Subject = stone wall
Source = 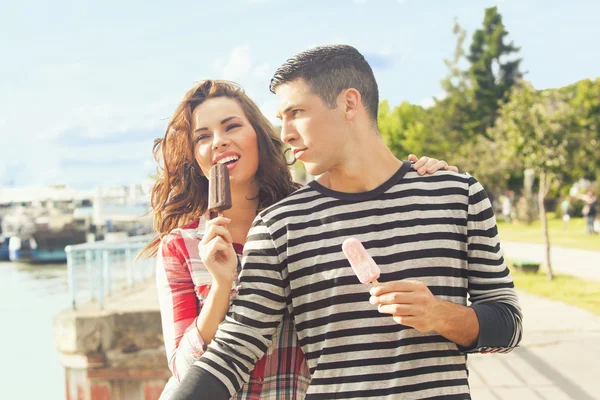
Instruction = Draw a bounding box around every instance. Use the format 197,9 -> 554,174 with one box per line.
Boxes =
54,303 -> 170,400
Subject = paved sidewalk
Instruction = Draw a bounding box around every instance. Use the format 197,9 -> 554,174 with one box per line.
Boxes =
468,290 -> 600,399
502,241 -> 600,281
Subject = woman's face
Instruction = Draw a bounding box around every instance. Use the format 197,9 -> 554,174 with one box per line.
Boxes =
191,97 -> 260,190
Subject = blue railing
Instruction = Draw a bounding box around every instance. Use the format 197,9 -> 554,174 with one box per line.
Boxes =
65,234 -> 156,310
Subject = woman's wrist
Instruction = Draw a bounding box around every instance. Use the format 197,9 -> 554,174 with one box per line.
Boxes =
210,279 -> 233,294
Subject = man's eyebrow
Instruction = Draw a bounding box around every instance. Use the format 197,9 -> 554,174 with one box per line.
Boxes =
276,104 -> 299,120
282,104 -> 299,114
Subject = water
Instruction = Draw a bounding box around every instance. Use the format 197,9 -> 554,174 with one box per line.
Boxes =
0,261 -> 69,399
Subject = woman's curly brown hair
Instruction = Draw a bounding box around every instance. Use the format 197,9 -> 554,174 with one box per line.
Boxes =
139,80 -> 298,258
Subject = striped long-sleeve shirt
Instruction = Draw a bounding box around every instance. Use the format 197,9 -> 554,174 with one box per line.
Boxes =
176,162 -> 523,400
155,219 -> 310,399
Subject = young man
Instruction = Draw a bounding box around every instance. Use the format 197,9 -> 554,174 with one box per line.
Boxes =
173,45 -> 522,399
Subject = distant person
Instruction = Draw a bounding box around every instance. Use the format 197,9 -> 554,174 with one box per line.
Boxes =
502,192 -> 512,223
561,197 -> 571,230
581,190 -> 598,235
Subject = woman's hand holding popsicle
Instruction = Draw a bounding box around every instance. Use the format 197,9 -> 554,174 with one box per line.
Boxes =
199,216 -> 238,287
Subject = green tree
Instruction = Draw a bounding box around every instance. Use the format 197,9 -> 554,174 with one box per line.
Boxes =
431,17 -> 523,196
467,6 -> 522,140
571,78 -> 600,181
490,81 -> 578,280
436,19 -> 471,144
378,100 -> 429,158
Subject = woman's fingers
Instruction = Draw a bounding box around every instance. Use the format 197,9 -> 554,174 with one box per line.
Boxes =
424,159 -> 446,173
201,236 -> 233,262
444,164 -> 459,173
412,156 -> 429,171
202,219 -> 233,245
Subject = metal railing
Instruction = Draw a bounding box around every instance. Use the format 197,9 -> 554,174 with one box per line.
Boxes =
65,234 -> 156,310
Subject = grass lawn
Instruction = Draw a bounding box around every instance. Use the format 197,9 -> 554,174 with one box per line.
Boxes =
497,217 -> 600,251
510,267 -> 600,316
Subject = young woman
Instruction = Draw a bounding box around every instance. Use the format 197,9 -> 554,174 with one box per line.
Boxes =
140,79 -> 456,399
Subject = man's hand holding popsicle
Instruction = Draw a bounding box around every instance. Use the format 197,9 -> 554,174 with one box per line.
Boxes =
343,237 -> 444,333
343,237 -> 480,345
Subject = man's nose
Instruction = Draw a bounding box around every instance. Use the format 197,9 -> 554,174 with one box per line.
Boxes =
280,121 -> 297,144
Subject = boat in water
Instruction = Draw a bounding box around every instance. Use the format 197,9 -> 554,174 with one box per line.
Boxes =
0,184 -> 153,263
1,206 -> 89,264
8,229 -> 88,263
0,234 -> 10,261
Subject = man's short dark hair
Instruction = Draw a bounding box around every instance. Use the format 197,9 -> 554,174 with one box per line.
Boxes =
270,45 -> 379,122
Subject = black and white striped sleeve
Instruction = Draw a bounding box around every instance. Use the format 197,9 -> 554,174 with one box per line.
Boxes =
464,175 -> 523,354
172,215 -> 288,399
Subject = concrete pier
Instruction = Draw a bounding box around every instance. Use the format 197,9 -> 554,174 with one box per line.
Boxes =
53,283 -> 169,400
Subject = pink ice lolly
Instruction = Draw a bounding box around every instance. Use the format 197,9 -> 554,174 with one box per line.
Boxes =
342,238 -> 380,285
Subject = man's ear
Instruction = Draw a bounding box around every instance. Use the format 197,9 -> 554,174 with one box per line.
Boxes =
340,88 -> 361,121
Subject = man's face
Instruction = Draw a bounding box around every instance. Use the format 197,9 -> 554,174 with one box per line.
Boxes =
276,79 -> 347,176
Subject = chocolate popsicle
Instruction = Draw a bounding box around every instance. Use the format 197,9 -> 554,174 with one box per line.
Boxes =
207,163 -> 232,219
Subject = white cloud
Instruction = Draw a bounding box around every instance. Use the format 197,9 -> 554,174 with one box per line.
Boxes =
0,96 -> 172,189
419,92 -> 446,109
213,45 -> 253,82
213,45 -> 273,87
39,99 -> 171,141
259,99 -> 280,125
2,44 -> 276,189
252,62 -> 272,80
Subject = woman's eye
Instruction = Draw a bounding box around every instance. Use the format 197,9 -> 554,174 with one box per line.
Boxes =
196,134 -> 210,142
226,124 -> 241,131
292,109 -> 302,117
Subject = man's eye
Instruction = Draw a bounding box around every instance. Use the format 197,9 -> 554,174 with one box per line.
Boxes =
292,109 -> 302,116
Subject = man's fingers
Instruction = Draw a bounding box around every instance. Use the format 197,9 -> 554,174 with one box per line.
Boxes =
370,292 -> 412,305
377,303 -> 414,316
392,315 -> 417,327
370,280 -> 422,296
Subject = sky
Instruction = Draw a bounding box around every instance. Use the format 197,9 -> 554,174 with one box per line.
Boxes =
1,0 -> 599,189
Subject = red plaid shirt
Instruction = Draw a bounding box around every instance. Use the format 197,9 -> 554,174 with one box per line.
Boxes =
156,219 -> 310,399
